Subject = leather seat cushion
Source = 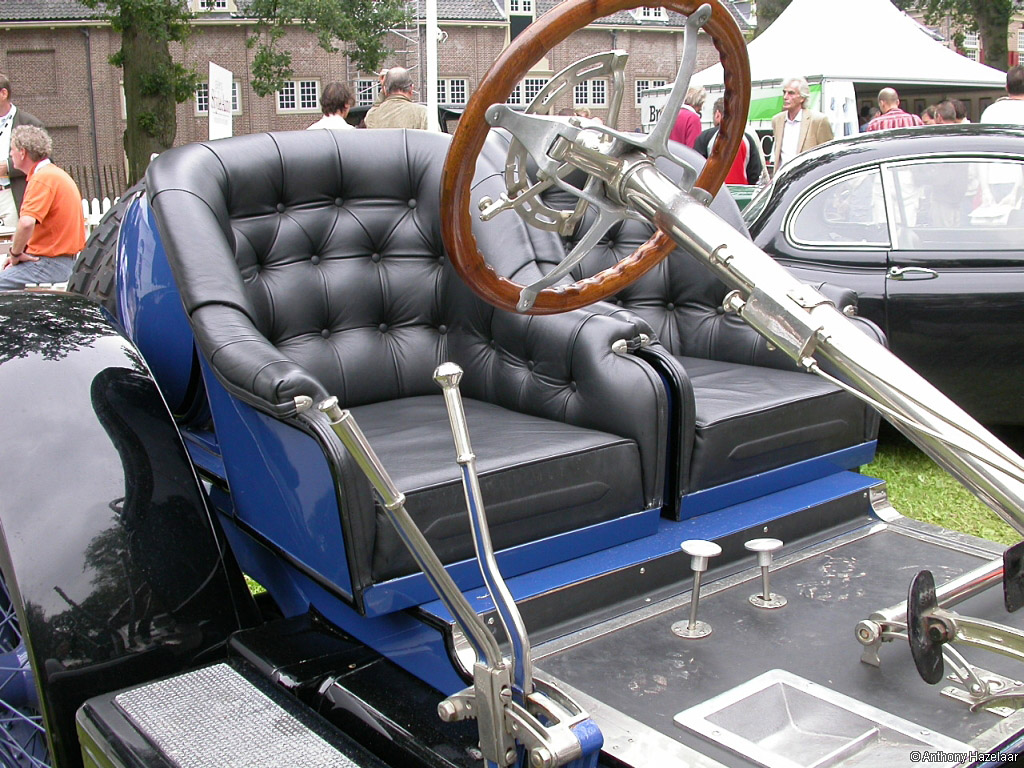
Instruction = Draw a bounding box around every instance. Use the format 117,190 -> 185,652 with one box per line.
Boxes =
348,396 -> 644,581
682,356 -> 868,490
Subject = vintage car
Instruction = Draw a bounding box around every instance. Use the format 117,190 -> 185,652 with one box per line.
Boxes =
2,3 -> 1024,768
744,125 -> 1024,425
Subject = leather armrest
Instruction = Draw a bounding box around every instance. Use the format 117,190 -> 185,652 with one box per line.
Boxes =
456,308 -> 669,508
191,303 -> 328,417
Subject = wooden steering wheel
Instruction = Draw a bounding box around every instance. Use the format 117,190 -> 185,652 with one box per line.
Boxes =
441,0 -> 750,315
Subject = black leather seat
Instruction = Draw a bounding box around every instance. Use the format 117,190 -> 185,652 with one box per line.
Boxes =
490,134 -> 883,518
145,129 -> 668,590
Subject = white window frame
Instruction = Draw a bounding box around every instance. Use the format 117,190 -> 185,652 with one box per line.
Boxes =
963,30 -> 980,61
1018,29 -> 1024,53
574,79 -> 608,107
356,78 -> 380,107
277,79 -> 321,114
194,0 -> 235,11
506,77 -> 550,107
437,78 -> 469,106
635,78 -> 667,106
509,0 -> 533,12
631,6 -> 666,21
195,81 -> 241,116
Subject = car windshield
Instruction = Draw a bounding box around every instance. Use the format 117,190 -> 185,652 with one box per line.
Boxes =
742,179 -> 775,226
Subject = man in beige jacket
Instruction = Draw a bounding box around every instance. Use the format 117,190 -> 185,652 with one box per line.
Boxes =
365,68 -> 439,132
771,76 -> 833,173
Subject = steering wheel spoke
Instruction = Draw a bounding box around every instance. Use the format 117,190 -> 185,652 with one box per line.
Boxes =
442,0 -> 750,314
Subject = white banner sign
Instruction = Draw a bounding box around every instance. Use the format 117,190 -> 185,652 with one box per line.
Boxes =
209,62 -> 233,140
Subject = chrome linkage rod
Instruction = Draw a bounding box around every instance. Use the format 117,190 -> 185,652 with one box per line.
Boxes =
434,363 -> 534,697
317,398 -> 503,671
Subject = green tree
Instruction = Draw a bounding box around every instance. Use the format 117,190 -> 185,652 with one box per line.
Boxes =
754,0 -> 792,38
82,0 -> 411,184
246,0 -> 411,97
892,0 -> 1014,71
80,0 -> 197,185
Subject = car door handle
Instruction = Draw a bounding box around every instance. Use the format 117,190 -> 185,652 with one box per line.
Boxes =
887,266 -> 938,281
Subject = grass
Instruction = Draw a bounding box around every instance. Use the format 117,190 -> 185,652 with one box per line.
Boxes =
864,425 -> 1020,547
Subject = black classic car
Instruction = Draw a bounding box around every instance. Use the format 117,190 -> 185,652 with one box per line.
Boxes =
744,125 -> 1024,425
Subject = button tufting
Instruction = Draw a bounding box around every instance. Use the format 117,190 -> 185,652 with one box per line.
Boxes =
666,302 -> 676,311
276,203 -> 285,213
335,198 -> 344,206
438,325 -> 448,335
378,323 -> 388,333
437,255 -> 445,264
371,253 -> 381,263
407,199 -> 417,208
616,300 -> 623,306
489,340 -> 496,348
310,255 -> 321,265
321,329 -> 331,338
527,361 -> 535,371
569,381 -> 578,392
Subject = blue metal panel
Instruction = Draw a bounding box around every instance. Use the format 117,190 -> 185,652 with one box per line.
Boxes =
116,192 -> 197,415
419,470 -> 880,621
359,507 -> 660,616
200,362 -> 356,601
216,515 -> 468,695
679,441 -> 877,518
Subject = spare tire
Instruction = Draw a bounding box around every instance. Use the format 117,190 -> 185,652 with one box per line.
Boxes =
67,181 -> 146,318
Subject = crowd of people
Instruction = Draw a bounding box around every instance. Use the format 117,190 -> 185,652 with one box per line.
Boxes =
3,58 -> 1024,290
666,64 -> 1024,183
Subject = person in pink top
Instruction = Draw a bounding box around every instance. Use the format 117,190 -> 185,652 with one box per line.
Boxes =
669,87 -> 706,148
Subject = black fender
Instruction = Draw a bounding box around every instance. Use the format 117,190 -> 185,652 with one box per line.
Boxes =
0,291 -> 258,767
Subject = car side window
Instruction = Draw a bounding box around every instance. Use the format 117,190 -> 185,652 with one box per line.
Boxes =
789,168 -> 889,247
885,158 -> 1024,251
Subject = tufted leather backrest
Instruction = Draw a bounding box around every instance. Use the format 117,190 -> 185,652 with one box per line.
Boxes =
148,130 -> 457,414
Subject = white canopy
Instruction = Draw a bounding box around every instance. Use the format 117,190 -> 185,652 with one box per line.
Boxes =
692,0 -> 1006,90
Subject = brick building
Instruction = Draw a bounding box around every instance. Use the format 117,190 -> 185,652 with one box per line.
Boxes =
0,0 -> 751,198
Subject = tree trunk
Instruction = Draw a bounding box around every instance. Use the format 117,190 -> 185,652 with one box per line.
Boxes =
973,0 -> 1012,72
120,17 -> 178,184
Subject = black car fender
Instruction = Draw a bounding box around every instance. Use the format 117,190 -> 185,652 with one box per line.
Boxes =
0,291 -> 257,766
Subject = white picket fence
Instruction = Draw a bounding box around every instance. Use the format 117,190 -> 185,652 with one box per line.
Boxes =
82,196 -> 116,237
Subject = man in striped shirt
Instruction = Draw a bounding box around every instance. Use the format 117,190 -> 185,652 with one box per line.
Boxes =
865,88 -> 923,131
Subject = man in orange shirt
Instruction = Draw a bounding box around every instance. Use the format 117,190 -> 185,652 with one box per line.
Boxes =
1,125 -> 85,290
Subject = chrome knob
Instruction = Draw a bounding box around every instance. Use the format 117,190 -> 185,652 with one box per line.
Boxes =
673,540 -> 721,639
745,538 -> 787,609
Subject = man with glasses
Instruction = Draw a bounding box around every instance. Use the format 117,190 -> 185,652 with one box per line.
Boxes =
0,74 -> 43,228
771,76 -> 833,173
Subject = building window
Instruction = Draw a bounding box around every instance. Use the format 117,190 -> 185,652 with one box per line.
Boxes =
509,0 -> 533,11
632,6 -> 666,21
506,78 -> 549,107
195,81 -> 241,115
574,79 -> 607,107
356,78 -> 380,107
438,78 -> 469,106
277,80 -> 320,113
1017,29 -> 1024,53
523,77 -> 548,105
194,0 -> 234,10
635,78 -> 667,106
963,30 -> 980,61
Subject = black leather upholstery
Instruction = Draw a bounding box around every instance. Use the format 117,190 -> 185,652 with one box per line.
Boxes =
146,129 -> 667,587
520,137 -> 883,515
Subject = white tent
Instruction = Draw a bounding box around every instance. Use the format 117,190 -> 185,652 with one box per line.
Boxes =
691,0 -> 1006,90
